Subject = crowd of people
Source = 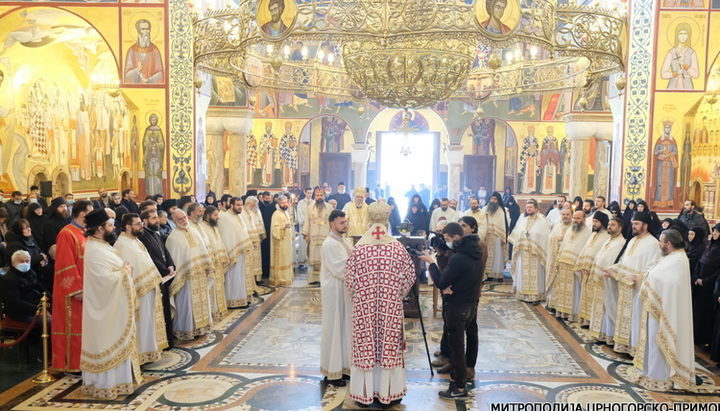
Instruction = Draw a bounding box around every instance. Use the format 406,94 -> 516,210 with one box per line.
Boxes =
1,180 -> 715,402
507,194 -> 713,392
0,184 -> 304,399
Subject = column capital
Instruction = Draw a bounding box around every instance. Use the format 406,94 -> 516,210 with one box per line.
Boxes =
351,145 -> 371,164
445,145 -> 464,165
594,121 -> 614,141
206,107 -> 254,134
562,113 -> 614,141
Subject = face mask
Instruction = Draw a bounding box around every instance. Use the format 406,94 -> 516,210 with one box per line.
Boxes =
109,218 -> 115,226
446,241 -> 454,249
67,199 -> 75,205
17,263 -> 31,273
13,200 -> 21,205
30,199 -> 38,203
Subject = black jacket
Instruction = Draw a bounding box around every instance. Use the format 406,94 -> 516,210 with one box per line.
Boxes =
5,200 -> 26,225
0,267 -> 51,320
5,231 -> 45,273
428,234 -> 484,305
121,198 -> 139,214
138,227 -> 175,277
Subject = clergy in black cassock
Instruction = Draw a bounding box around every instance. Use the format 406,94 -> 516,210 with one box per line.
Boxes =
258,192 -> 276,279
138,209 -> 176,347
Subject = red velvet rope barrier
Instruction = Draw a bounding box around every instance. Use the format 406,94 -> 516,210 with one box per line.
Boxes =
0,314 -> 40,348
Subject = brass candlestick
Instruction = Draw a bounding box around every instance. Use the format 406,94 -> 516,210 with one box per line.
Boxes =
32,293 -> 56,384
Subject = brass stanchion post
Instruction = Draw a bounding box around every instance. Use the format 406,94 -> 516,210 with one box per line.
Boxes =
33,293 -> 56,384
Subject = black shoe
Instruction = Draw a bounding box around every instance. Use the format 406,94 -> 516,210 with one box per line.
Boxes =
324,377 -> 346,387
342,374 -> 351,380
438,387 -> 469,400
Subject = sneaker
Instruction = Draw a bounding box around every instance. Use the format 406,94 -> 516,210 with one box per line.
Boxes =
438,387 -> 469,400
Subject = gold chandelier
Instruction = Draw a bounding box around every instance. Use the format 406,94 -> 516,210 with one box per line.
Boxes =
193,0 -> 627,109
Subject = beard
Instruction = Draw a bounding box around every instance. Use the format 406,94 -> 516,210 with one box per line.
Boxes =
592,225 -> 601,233
193,215 -> 202,224
607,228 -> 617,236
148,222 -> 160,231
104,231 -> 118,243
338,188 -> 345,194
177,222 -> 189,230
131,227 -> 143,237
208,218 -> 218,227
280,205 -> 288,211
138,34 -> 150,48
316,199 -> 325,209
486,201 -> 499,214
470,205 -> 479,212
571,222 -> 584,232
60,209 -> 70,219
100,193 -> 108,199
660,245 -> 669,256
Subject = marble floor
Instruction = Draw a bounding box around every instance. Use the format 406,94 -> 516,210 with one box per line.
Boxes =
2,274 -> 720,410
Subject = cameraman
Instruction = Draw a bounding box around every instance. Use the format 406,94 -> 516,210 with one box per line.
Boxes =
429,222 -> 452,370
418,222 -> 483,400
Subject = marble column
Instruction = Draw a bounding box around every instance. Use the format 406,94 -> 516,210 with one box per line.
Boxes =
204,112 -> 225,200
351,144 -> 370,190
206,108 -> 254,197
563,113 -> 614,199
593,122 -> 614,199
445,145 -> 464,202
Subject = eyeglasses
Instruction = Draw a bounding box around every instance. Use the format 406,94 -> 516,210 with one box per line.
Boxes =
131,222 -> 145,227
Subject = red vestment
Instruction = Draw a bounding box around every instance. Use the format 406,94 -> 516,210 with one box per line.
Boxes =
51,223 -> 86,372
345,242 -> 415,403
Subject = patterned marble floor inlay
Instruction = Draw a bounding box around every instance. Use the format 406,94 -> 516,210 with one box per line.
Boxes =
4,285 -> 720,411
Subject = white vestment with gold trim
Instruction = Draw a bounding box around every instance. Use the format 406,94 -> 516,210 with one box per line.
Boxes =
166,226 -> 214,340
114,233 -> 167,364
81,237 -> 142,399
508,214 -> 550,302
627,250 -> 695,391
606,233 -> 661,355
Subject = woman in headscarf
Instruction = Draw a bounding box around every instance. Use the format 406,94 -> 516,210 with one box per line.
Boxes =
608,203 -> 623,220
572,196 -> 583,211
406,193 -> 424,217
635,200 -> 649,213
502,186 -> 513,204
387,197 -> 402,236
506,196 -> 521,234
669,218 -> 690,241
661,218 -> 674,231
108,192 -> 122,211
407,203 -> 430,236
686,226 -> 706,276
622,200 -> 636,229
205,194 -> 217,207
152,194 -> 164,207
505,195 -> 520,259
430,198 -> 442,212
694,224 -> 720,347
647,211 -> 663,238
26,202 -> 46,253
